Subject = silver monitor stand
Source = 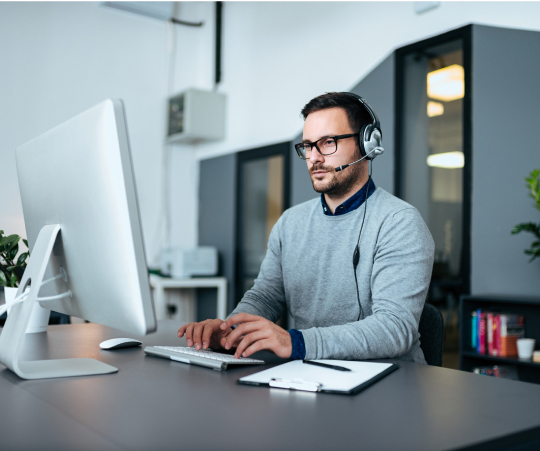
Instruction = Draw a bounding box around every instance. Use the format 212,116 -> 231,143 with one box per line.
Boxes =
0,225 -> 117,379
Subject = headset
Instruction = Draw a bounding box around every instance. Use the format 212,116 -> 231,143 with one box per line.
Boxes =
334,93 -> 384,172
336,93 -> 384,320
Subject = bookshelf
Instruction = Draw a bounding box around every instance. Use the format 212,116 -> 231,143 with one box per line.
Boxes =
460,295 -> 540,384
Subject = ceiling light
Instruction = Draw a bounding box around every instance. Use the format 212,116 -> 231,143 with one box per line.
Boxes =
427,101 -> 444,117
427,64 -> 464,102
427,151 -> 464,168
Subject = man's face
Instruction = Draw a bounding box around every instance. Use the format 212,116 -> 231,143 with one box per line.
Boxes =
303,107 -> 365,197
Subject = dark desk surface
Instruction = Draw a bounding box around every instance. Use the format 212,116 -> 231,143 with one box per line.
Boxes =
2,321 -> 540,451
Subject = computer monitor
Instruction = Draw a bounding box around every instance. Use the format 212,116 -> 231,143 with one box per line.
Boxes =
0,99 -> 157,380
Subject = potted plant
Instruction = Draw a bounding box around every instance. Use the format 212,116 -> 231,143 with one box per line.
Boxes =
1,231 -> 50,332
0,231 -> 29,298
511,169 -> 540,262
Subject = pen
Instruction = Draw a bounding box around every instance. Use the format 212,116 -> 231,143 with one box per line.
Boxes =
303,360 -> 351,372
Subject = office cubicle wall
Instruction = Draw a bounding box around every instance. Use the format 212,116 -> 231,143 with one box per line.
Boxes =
470,25 -> 540,296
290,53 -> 395,207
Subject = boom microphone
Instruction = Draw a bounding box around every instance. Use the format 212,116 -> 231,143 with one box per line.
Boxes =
334,147 -> 384,172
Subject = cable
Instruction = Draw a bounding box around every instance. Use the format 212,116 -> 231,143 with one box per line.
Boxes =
11,273 -> 64,304
36,291 -> 72,302
353,160 -> 373,321
0,274 -> 72,316
150,19 -> 177,266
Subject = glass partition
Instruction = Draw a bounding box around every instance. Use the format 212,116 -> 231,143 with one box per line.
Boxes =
236,143 -> 290,313
396,30 -> 471,366
401,40 -> 464,281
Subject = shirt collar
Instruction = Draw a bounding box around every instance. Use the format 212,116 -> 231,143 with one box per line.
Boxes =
321,178 -> 376,216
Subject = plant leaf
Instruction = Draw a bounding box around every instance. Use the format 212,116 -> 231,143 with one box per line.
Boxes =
0,270 -> 7,287
0,234 -> 19,251
23,239 -> 29,249
17,252 -> 28,267
9,271 -> 18,288
7,242 -> 19,261
511,222 -> 540,235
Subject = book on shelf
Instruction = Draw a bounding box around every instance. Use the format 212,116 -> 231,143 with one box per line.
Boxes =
471,310 -> 525,357
472,365 -> 519,380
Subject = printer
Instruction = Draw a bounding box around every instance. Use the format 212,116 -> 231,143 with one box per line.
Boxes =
160,246 -> 218,279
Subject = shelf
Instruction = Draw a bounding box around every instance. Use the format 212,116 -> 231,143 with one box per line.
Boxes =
461,351 -> 540,368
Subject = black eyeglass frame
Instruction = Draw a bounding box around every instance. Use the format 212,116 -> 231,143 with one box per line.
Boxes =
294,133 -> 359,160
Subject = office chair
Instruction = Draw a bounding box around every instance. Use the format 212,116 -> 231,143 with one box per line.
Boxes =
418,303 -> 444,366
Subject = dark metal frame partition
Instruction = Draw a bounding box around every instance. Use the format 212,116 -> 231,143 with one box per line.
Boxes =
235,142 -> 291,306
394,25 -> 473,295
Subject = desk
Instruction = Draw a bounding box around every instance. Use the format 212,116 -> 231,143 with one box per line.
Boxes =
2,321 -> 540,450
149,276 -> 227,322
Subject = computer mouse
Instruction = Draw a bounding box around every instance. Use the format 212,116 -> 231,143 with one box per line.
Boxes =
99,338 -> 142,350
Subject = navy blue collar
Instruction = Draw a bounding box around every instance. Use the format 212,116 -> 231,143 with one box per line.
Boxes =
321,178 -> 376,216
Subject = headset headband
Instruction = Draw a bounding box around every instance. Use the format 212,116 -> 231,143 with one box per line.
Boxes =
339,92 -> 382,137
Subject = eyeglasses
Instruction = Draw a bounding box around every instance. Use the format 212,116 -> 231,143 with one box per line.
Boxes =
294,133 -> 359,160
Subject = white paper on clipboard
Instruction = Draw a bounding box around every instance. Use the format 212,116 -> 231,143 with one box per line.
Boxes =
239,360 -> 394,393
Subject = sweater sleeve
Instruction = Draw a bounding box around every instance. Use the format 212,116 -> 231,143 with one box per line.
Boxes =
300,208 -> 435,361
228,219 -> 287,323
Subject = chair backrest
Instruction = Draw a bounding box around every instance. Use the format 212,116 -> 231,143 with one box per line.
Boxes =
418,303 -> 444,366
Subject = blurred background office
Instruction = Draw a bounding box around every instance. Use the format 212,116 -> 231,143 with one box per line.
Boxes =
1,1 -> 540,370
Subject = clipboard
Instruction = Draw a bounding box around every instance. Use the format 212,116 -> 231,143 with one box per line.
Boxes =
238,360 -> 399,395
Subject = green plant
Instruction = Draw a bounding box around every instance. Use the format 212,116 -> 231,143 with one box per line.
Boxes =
0,231 -> 29,288
511,169 -> 540,262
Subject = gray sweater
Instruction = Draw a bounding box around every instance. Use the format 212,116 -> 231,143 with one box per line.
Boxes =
230,187 -> 435,364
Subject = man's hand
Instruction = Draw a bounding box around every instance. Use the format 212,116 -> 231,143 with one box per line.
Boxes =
220,313 -> 292,359
177,319 -> 232,351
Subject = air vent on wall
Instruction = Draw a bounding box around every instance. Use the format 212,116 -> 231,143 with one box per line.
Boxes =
167,88 -> 226,144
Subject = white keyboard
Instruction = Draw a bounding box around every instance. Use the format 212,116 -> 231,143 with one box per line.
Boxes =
155,346 -> 264,363
144,345 -> 266,371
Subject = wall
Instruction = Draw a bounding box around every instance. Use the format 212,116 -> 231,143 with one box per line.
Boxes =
183,1 -> 540,253
3,2 -> 540,301
471,25 -> 540,296
0,2 -> 168,265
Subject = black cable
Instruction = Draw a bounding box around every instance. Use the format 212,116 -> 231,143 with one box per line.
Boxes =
170,18 -> 204,27
353,160 -> 373,321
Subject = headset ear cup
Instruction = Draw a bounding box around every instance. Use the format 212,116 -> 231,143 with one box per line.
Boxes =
363,125 -> 377,159
359,124 -> 370,157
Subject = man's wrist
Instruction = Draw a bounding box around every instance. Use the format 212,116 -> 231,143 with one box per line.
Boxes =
288,329 -> 306,360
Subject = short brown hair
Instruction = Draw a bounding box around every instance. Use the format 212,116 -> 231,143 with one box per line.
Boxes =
300,92 -> 372,134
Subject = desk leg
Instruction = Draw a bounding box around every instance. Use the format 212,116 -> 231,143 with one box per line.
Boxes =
153,285 -> 166,321
217,281 -> 227,320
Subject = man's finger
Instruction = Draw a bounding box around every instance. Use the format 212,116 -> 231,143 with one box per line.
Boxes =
234,330 -> 269,358
184,323 -> 196,347
178,324 -> 188,337
192,320 -> 211,350
201,320 -> 220,349
240,338 -> 272,358
220,313 -> 259,331
223,321 -> 263,350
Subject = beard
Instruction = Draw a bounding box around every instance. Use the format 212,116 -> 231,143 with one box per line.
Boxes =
309,156 -> 365,198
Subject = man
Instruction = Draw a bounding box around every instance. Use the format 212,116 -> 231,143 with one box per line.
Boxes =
178,92 -> 434,364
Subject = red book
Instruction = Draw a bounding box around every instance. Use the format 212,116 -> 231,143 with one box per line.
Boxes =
479,311 -> 487,354
493,314 -> 500,356
487,313 -> 494,356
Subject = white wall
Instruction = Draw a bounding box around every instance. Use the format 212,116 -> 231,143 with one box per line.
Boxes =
0,2 -> 168,264
4,2 -> 540,263
194,1 -> 540,161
